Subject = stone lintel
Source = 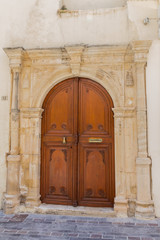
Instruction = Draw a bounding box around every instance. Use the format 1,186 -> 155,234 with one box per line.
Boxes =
3,45 -> 144,68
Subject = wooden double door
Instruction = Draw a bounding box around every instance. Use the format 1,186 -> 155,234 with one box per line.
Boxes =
41,78 -> 115,207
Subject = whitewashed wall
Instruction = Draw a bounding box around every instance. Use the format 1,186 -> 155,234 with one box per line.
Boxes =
62,0 -> 127,10
0,0 -> 159,216
147,40 -> 160,218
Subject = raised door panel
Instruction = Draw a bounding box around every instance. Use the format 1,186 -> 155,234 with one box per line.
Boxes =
79,79 -> 112,136
43,80 -> 74,136
42,143 -> 73,204
78,144 -> 113,207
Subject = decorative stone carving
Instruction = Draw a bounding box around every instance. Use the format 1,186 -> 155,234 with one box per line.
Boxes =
132,41 -> 155,219
65,46 -> 85,75
3,41 -> 154,218
126,70 -> 134,86
3,48 -> 23,214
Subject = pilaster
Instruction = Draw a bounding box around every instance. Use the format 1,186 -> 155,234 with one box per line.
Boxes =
132,41 -> 155,219
113,107 -> 136,217
20,108 -> 43,208
3,48 -> 23,213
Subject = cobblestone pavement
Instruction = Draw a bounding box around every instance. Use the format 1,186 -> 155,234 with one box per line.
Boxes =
0,211 -> 160,240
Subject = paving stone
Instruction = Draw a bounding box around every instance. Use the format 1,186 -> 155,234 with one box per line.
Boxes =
114,238 -> 127,240
128,237 -> 141,240
78,233 -> 90,238
91,233 -> 103,238
141,238 -> 154,240
102,237 -> 114,240
9,214 -> 28,222
0,211 -> 160,240
148,223 -> 158,227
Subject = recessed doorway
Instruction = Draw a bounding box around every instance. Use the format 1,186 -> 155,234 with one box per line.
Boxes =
40,77 -> 115,207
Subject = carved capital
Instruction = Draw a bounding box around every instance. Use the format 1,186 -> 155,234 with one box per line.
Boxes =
136,157 -> 151,165
7,155 -> 21,162
20,108 -> 44,119
112,107 -> 136,118
131,41 -> 152,63
65,46 -> 85,75
4,48 -> 24,71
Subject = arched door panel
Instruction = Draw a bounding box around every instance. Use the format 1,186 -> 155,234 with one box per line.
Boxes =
41,78 -> 115,207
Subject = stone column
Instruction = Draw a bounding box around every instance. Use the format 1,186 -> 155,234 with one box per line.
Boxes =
113,108 -> 128,217
132,41 -> 155,219
20,108 -> 43,208
3,48 -> 23,213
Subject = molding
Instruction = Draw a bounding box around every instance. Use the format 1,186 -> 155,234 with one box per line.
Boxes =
4,48 -> 24,70
131,40 -> 152,63
20,108 -> 44,118
7,155 -> 21,162
136,157 -> 152,165
112,107 -> 136,118
58,6 -> 127,17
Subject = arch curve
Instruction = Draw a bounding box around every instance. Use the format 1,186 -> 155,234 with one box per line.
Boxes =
32,72 -> 120,108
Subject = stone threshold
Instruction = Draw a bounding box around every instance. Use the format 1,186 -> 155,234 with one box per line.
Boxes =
17,204 -> 116,218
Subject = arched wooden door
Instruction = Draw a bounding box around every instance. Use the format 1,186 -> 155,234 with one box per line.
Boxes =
41,78 -> 115,207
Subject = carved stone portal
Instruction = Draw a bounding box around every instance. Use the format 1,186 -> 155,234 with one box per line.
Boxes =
3,41 -> 155,219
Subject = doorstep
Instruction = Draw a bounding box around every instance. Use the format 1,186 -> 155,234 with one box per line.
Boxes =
17,204 -> 116,218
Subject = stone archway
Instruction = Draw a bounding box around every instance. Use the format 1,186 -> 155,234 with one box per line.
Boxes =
4,42 -> 155,218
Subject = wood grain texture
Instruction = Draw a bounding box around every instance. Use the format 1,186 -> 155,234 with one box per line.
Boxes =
41,78 -> 115,207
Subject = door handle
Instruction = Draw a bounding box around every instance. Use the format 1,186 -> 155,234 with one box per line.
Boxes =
62,137 -> 67,144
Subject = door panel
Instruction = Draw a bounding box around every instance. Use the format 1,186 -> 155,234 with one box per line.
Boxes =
43,80 -> 74,135
41,78 -> 115,207
78,143 -> 113,207
79,79 -> 112,136
78,79 -> 114,207
42,143 -> 73,204
41,79 -> 78,205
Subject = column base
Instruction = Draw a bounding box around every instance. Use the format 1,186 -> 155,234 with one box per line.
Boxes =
4,194 -> 20,214
114,197 -> 128,217
25,195 -> 41,208
135,200 -> 155,219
